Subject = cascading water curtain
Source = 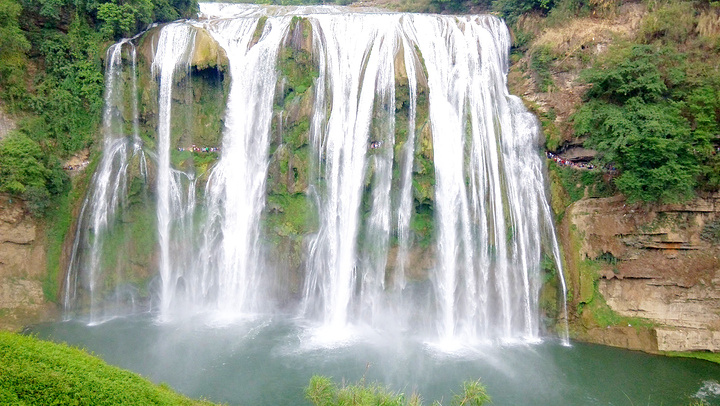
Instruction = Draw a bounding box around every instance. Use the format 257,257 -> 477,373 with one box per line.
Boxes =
186,15 -> 291,319
65,4 -> 569,343
407,14 -> 546,343
152,23 -> 197,321
64,40 -> 147,324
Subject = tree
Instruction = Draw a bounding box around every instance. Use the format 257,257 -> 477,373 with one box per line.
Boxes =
572,44 -> 707,203
0,0 -> 30,108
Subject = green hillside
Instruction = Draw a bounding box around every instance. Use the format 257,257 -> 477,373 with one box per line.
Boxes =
0,331 -> 216,405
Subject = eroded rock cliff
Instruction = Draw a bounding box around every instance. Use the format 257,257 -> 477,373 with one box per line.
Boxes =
561,194 -> 720,352
0,195 -> 56,331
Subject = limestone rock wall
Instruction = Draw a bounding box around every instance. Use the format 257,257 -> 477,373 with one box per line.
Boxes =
0,195 -> 56,331
563,194 -> 720,353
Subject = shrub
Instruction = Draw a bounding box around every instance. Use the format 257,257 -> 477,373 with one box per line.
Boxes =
572,43 -> 716,203
639,2 -> 697,44
23,185 -> 51,217
305,375 -> 491,406
530,44 -> 556,92
493,0 -> 556,24
0,134 -> 48,195
0,0 -> 29,109
0,133 -> 70,216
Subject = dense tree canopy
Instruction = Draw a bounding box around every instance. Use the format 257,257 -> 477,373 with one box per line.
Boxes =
572,16 -> 720,204
0,0 -> 198,215
1,0 -> 719,214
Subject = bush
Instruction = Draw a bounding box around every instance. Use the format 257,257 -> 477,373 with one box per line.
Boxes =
0,134 -> 48,195
639,2 -> 697,44
580,45 -> 667,104
572,43 -> 717,203
23,185 -> 51,217
0,133 -> 69,216
305,375 -> 491,406
530,44 -> 556,92
0,0 -> 200,221
0,0 -> 29,109
493,0 -> 555,24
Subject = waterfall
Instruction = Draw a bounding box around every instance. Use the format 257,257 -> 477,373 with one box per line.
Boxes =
64,40 -> 147,323
300,14 -> 402,328
191,14 -> 291,318
152,24 -> 197,320
407,15 -> 542,342
65,4 -> 569,344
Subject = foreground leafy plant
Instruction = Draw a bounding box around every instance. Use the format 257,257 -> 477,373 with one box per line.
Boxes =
305,375 -> 491,406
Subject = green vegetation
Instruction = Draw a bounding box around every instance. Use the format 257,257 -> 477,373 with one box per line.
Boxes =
503,1 -> 720,205
700,218 -> 720,244
0,0 -> 198,219
0,0 -> 30,107
0,133 -> 69,216
573,44 -> 705,203
410,94 -> 435,248
0,0 -> 199,303
43,169 -> 91,302
546,164 -> 613,221
538,254 -> 560,324
530,45 -> 555,92
664,351 -> 720,366
263,15 -> 316,270
170,67 -> 228,162
95,0 -> 197,39
579,284 -> 654,330
491,0 -> 554,23
265,193 -> 317,239
0,331 -> 215,405
305,375 -> 491,406
566,2 -> 720,204
573,257 -> 654,330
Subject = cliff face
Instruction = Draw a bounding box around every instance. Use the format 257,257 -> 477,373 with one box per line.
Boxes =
0,195 -> 56,331
561,194 -> 720,352
504,0 -> 720,354
2,3 -> 717,357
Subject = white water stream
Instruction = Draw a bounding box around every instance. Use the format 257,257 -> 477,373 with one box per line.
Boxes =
64,40 -> 147,323
152,24 -> 197,320
65,3 -> 568,344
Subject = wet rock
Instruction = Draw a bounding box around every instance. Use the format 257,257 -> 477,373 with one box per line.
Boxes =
191,28 -> 229,71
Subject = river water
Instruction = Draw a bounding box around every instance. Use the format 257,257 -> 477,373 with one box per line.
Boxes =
29,316 -> 720,405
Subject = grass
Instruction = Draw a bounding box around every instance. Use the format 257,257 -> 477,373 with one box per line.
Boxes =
664,351 -> 720,366
0,332 -> 217,405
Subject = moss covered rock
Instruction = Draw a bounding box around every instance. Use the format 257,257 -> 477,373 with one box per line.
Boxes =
191,28 -> 229,72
